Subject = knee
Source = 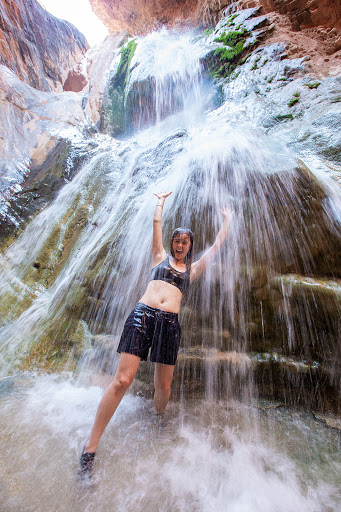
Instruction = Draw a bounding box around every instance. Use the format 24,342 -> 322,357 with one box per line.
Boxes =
114,372 -> 134,391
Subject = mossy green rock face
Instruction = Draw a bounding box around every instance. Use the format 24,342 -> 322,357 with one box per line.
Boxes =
19,318 -> 90,372
202,9 -> 271,80
100,39 -> 137,136
213,29 -> 251,77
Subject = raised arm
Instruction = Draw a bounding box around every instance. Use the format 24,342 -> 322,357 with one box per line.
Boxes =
152,191 -> 172,267
190,207 -> 232,282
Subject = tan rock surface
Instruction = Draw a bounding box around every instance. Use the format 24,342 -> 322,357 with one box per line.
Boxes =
263,11 -> 341,76
0,0 -> 89,92
89,0 -> 201,35
89,0 -> 341,33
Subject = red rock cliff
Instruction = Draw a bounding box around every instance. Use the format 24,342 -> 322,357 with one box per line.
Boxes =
88,0 -> 341,75
89,0 -> 341,34
89,0 -> 201,35
0,0 -> 89,91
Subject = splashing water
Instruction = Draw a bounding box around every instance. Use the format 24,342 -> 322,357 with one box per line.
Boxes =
0,29 -> 341,510
0,375 -> 340,511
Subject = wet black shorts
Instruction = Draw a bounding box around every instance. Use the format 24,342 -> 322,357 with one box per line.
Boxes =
117,303 -> 181,365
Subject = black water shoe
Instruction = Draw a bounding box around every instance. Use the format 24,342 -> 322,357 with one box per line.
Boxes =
78,442 -> 96,478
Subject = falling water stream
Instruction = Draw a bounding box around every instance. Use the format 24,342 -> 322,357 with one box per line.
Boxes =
0,30 -> 341,511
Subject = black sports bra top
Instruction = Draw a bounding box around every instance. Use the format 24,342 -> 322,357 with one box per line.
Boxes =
150,256 -> 190,294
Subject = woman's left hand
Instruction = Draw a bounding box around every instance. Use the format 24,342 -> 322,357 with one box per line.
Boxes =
220,207 -> 233,222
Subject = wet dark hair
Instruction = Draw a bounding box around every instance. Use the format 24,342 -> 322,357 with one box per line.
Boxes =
171,227 -> 194,265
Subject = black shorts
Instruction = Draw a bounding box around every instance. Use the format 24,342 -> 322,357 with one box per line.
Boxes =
117,303 -> 181,365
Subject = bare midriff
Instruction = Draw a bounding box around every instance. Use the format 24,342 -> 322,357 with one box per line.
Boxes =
139,280 -> 183,314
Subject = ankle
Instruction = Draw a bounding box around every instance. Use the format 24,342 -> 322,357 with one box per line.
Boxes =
84,441 -> 97,454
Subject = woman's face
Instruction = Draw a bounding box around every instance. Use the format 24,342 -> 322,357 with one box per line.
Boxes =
172,233 -> 191,261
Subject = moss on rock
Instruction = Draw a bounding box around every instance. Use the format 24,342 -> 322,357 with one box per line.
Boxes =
101,39 -> 137,136
208,28 -> 253,79
18,317 -> 89,373
288,92 -> 300,107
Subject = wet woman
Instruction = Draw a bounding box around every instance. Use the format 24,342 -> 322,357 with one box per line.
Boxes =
79,191 -> 232,475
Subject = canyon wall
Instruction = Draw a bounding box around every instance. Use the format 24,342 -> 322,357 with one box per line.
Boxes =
89,0 -> 341,34
0,0 -> 89,92
0,0 -> 91,236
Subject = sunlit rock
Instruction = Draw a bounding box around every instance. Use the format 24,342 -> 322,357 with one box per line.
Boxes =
0,0 -> 89,92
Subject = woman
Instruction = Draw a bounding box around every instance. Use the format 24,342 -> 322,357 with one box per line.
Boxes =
79,191 -> 232,475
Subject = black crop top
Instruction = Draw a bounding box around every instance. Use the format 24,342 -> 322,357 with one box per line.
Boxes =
150,256 -> 190,294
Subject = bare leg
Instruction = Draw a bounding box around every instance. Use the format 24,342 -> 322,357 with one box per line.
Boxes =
153,363 -> 175,414
84,353 -> 141,453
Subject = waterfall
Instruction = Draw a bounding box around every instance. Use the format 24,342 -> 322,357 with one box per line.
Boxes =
0,27 -> 341,511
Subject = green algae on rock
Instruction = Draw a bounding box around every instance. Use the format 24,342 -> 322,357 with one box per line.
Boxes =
212,28 -> 251,78
288,92 -> 301,107
100,39 -> 137,136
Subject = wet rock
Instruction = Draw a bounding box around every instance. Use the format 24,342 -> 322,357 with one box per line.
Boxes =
99,38 -> 138,135
0,380 -> 15,397
17,316 -> 86,373
295,109 -> 341,165
252,352 -> 341,413
210,349 -> 338,411
84,334 -> 120,374
312,411 -> 341,432
0,65 -> 87,222
130,346 -> 341,411
181,327 -> 233,350
247,271 -> 341,364
0,137 -> 98,249
202,9 -> 273,79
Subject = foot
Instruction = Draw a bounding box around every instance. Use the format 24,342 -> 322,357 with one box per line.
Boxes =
78,442 -> 96,478
153,413 -> 166,428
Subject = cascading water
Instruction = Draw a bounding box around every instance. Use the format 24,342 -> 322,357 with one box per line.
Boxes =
0,28 -> 341,511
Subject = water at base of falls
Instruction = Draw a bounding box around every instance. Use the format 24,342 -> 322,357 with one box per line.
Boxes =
0,375 -> 340,512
